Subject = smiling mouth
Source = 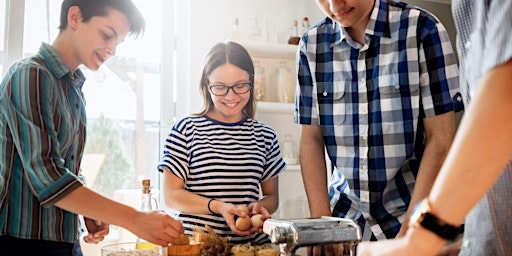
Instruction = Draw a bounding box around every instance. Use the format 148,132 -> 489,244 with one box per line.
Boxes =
224,102 -> 238,107
96,53 -> 106,64
334,8 -> 354,18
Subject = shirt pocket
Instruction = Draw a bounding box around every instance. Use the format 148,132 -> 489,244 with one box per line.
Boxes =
316,81 -> 348,125
378,75 -> 419,125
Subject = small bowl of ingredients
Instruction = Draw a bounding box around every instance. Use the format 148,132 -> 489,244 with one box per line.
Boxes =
102,242 -> 167,256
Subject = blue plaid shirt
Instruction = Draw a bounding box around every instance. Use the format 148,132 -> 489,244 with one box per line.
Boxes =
294,0 -> 463,240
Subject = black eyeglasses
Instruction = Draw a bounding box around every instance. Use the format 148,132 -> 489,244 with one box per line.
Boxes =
208,82 -> 252,96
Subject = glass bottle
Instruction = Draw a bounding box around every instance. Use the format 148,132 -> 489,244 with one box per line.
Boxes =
281,133 -> 298,165
253,60 -> 268,102
301,17 -> 311,36
277,61 -> 295,103
287,19 -> 300,45
248,18 -> 263,42
227,17 -> 243,41
135,179 -> 159,250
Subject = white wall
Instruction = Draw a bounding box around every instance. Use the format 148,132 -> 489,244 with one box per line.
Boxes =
174,0 -> 325,117
173,0 -> 455,117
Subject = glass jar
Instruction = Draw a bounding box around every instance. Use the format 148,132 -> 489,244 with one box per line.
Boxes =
281,133 -> 298,165
248,18 -> 263,42
253,60 -> 268,101
277,61 -> 295,103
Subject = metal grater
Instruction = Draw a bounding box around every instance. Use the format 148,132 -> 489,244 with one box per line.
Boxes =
262,216 -> 362,256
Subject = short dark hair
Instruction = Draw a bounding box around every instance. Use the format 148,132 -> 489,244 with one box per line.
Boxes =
59,0 -> 145,38
196,41 -> 256,119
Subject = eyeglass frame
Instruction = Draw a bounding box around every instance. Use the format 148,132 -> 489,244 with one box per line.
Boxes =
208,82 -> 252,96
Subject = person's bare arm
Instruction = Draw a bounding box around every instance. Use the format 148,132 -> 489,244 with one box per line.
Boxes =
258,176 -> 279,214
161,168 -> 250,236
300,124 -> 331,217
357,59 -> 512,256
55,186 -> 183,246
429,59 -> 512,227
397,111 -> 456,236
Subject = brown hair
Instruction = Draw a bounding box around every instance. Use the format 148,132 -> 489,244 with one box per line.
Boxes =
59,0 -> 145,38
195,41 -> 256,119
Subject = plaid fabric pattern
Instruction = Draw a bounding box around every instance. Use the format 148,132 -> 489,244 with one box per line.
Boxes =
294,0 -> 463,240
453,0 -> 512,255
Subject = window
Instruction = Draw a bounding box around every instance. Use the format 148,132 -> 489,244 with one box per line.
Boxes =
0,0 -> 5,74
2,1 -> 176,247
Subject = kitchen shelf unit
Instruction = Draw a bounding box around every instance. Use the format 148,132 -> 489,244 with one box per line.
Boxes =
238,41 -> 309,219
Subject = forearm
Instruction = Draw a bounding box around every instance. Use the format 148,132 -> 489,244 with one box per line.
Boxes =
258,177 -> 279,214
429,60 -> 512,226
165,188 -> 214,215
299,125 -> 331,216
403,112 -> 456,226
257,194 -> 279,214
56,186 -> 138,231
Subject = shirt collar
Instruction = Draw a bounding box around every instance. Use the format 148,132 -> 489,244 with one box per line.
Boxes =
331,0 -> 392,47
39,42 -> 86,90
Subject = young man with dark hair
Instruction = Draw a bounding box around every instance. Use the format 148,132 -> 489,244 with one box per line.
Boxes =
0,1 -> 183,255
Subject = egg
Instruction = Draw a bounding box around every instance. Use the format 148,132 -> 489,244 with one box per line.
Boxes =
236,205 -> 250,215
250,214 -> 264,228
235,216 -> 252,231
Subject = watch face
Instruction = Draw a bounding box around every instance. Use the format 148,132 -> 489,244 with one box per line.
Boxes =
409,207 -> 422,227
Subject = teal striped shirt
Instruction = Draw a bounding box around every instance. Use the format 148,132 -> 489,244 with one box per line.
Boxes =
0,43 -> 86,243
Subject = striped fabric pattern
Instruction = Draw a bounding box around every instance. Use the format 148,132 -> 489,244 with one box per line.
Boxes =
0,43 -> 86,243
294,0 -> 463,240
158,116 -> 286,244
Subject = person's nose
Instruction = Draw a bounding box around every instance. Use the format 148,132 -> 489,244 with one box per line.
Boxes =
107,41 -> 117,58
329,0 -> 346,12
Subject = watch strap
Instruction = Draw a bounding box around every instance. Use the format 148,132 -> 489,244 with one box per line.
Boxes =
410,199 -> 463,241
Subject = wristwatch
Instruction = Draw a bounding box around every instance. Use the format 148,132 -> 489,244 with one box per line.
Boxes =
409,198 -> 463,241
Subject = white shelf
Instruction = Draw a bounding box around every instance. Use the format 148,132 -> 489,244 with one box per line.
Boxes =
256,101 -> 294,114
237,41 -> 298,60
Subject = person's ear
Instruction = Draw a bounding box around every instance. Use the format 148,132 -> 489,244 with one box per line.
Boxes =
67,6 -> 82,30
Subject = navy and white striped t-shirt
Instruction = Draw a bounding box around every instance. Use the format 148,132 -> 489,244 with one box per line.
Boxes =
158,115 -> 286,244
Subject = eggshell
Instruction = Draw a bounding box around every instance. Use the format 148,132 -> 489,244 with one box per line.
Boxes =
235,216 -> 252,231
236,205 -> 250,215
250,214 -> 264,228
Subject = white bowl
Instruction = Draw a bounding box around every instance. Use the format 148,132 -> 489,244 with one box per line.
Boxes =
101,242 -> 167,256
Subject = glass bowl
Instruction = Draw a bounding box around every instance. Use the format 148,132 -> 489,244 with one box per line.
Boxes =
101,242 -> 167,256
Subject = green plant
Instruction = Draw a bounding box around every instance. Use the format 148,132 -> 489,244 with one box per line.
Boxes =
85,114 -> 135,197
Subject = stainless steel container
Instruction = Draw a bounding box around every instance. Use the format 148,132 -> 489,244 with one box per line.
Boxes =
262,216 -> 362,256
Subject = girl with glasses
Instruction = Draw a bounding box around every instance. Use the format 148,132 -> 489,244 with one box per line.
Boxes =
158,41 -> 286,245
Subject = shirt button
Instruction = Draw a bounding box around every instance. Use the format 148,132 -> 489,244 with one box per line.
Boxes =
323,91 -> 327,97
394,84 -> 400,90
464,41 -> 471,49
71,155 -> 75,160
457,96 -> 462,102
